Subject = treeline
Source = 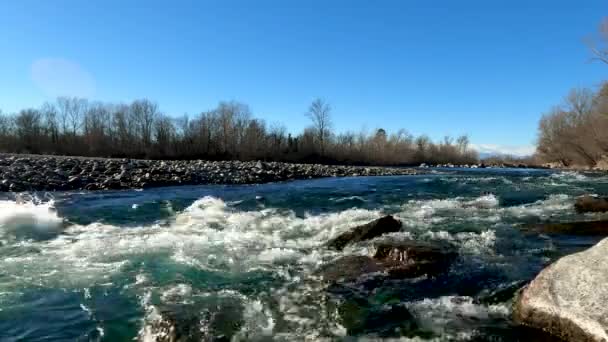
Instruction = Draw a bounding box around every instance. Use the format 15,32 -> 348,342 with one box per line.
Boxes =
0,97 -> 477,166
537,84 -> 608,167
481,154 -> 540,167
536,18 -> 608,168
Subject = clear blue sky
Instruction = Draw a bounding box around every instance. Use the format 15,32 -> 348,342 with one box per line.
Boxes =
1,0 -> 606,155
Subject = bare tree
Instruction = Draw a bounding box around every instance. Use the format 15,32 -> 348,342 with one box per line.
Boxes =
589,18 -> 608,64
306,98 -> 333,157
15,109 -> 42,153
154,114 -> 176,157
0,97 -> 480,165
130,99 -> 158,152
537,87 -> 608,167
41,102 -> 59,147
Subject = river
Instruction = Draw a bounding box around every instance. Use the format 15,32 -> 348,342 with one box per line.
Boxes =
1,168 -> 607,341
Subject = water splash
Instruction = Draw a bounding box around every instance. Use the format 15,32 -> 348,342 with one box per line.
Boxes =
0,194 -> 63,242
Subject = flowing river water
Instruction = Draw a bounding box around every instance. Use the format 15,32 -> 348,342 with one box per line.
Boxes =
1,168 -> 608,341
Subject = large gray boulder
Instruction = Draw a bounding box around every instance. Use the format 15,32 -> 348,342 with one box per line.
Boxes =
514,237 -> 608,342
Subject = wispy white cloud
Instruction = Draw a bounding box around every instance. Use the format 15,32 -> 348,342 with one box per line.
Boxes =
470,143 -> 536,157
31,58 -> 95,98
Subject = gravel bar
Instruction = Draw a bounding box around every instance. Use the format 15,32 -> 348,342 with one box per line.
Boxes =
0,154 -> 420,192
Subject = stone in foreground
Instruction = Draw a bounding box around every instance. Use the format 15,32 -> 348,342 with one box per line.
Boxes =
514,237 -> 608,342
327,215 -> 402,250
574,195 -> 608,213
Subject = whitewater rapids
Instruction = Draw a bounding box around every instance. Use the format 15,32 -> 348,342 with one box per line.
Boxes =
1,168 -> 606,341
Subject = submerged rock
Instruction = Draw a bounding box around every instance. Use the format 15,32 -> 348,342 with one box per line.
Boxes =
319,240 -> 456,283
327,215 -> 402,250
524,220 -> 608,236
474,280 -> 527,305
140,309 -> 204,342
514,237 -> 608,341
139,301 -> 243,342
373,240 -> 457,279
574,195 -> 608,213
337,301 -> 418,337
318,255 -> 384,283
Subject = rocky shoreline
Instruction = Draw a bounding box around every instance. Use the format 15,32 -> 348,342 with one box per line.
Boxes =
0,154 -> 419,192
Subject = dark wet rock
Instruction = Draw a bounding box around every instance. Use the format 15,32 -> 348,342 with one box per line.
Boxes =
338,301 -> 418,337
319,240 -> 456,283
574,195 -> 608,213
140,302 -> 243,342
474,280 -> 527,305
67,175 -> 82,186
373,240 -> 457,278
327,215 -> 402,250
514,237 -> 608,342
523,220 -> 608,236
470,325 -> 567,342
318,255 -> 384,283
0,154 -> 419,192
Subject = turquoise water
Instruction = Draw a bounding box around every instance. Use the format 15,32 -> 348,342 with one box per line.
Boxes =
1,168 -> 608,341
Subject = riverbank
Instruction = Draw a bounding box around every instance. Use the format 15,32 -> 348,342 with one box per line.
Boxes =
0,154 -> 419,192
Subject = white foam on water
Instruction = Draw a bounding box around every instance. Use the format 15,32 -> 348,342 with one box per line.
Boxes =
270,279 -> 347,341
550,171 -> 588,181
467,194 -> 500,209
330,195 -> 367,203
0,197 -> 63,242
408,296 -> 509,337
401,194 -> 499,219
0,190 -> 579,340
400,193 -> 578,227
160,283 -> 193,303
504,194 -> 572,219
96,326 -> 105,338
0,192 -> 545,294
441,176 -> 513,185
233,299 -> 276,338
0,195 -> 385,292
420,230 -> 497,255
137,291 -> 166,342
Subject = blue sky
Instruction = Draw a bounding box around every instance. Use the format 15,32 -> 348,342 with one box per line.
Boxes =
1,1 -> 606,155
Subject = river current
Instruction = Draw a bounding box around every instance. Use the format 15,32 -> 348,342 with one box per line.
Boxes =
1,168 -> 607,341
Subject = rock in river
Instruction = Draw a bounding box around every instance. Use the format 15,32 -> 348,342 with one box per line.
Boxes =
318,255 -> 384,283
373,240 -> 457,279
523,220 -> 608,236
319,240 -> 456,283
139,301 -> 243,342
514,237 -> 608,342
327,215 -> 402,250
574,195 -> 608,213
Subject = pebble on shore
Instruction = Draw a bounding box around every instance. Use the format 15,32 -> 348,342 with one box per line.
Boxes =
0,155 -> 419,192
